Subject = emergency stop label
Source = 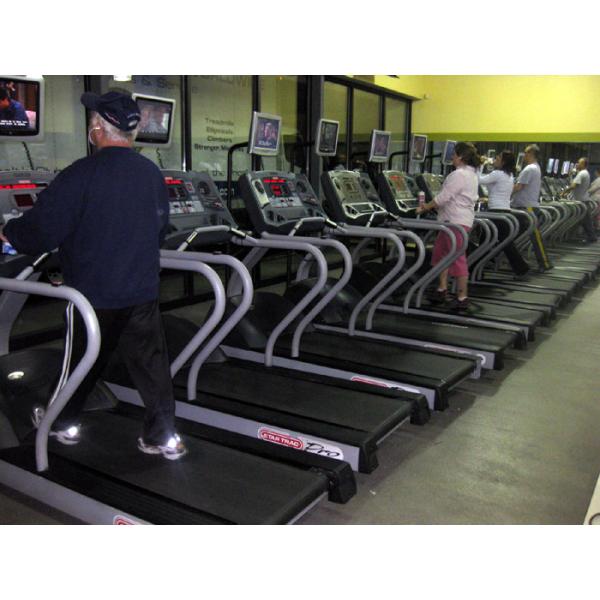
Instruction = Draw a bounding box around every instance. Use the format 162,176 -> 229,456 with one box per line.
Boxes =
258,427 -> 344,459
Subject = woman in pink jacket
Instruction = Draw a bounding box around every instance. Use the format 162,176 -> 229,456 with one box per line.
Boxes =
416,142 -> 480,311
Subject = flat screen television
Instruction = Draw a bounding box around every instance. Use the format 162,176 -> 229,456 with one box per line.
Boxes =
546,158 -> 555,174
552,159 -> 560,175
132,93 -> 176,147
248,111 -> 281,156
410,134 -> 428,163
442,140 -> 457,165
315,119 -> 339,156
561,161 -> 571,175
487,149 -> 496,159
368,130 -> 392,163
0,76 -> 44,142
516,152 -> 525,171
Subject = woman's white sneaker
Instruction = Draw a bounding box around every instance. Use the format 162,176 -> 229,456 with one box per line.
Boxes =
137,434 -> 187,460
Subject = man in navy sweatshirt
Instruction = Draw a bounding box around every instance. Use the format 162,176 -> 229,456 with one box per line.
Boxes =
0,91 -> 186,460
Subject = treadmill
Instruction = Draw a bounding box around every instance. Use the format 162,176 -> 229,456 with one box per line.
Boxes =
0,172 -> 353,524
315,168 -> 519,371
103,170 -> 427,474
225,169 -> 479,411
375,169 -> 547,341
413,172 -> 567,314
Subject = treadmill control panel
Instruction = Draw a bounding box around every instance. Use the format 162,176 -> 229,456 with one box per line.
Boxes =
161,170 -> 236,231
238,171 -> 327,234
320,170 -> 387,226
0,170 -> 54,225
416,173 -> 443,203
377,170 -> 418,215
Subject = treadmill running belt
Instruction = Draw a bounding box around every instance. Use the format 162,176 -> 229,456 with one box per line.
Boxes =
30,411 -> 327,524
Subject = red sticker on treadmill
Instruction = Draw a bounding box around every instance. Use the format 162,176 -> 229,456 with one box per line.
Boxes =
258,428 -> 305,450
350,376 -> 392,388
113,515 -> 139,525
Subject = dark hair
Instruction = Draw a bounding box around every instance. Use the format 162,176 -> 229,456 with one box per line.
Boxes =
498,150 -> 516,176
454,141 -> 480,168
0,87 -> 10,101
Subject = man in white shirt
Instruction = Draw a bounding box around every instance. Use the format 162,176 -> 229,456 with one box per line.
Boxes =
561,158 -> 597,242
588,168 -> 600,202
511,144 -> 552,270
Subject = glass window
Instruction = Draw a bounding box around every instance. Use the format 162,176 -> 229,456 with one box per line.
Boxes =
100,75 -> 183,170
323,81 -> 348,169
351,89 -> 380,171
259,75 -> 307,173
385,97 -> 409,171
189,75 -> 253,182
0,75 -> 86,172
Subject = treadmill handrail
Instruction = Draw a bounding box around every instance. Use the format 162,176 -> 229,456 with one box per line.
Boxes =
159,253 -> 227,380
394,218 -> 459,310
262,232 -> 352,356
365,226 -> 426,330
161,249 -> 254,401
472,212 -> 519,280
336,225 -> 407,335
234,235 -> 329,367
0,277 -> 100,473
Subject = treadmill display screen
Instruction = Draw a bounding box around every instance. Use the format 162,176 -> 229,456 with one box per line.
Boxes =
14,193 -> 34,207
389,174 -> 408,193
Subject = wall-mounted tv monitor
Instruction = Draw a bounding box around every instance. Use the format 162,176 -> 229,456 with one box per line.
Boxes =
442,140 -> 457,165
368,130 -> 392,163
132,93 -> 176,147
561,161 -> 571,175
487,149 -> 496,159
315,118 -> 339,157
552,159 -> 560,175
516,152 -> 525,171
410,134 -> 428,163
0,76 -> 44,142
248,111 -> 281,156
546,158 -> 555,174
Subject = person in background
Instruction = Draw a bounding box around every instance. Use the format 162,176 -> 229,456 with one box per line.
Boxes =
588,167 -> 600,202
511,144 -> 552,270
416,141 -> 479,311
479,150 -> 530,278
0,87 -> 30,127
561,157 -> 597,243
0,91 -> 186,460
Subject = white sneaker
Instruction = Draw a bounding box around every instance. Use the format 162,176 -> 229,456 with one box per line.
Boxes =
31,406 -> 81,446
137,434 -> 187,461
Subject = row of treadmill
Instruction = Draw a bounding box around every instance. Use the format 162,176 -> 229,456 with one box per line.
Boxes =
0,160 -> 598,524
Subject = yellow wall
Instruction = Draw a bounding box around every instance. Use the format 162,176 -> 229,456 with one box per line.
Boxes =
368,75 -> 600,143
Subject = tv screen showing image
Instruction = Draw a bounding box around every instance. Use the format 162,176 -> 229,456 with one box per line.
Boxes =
442,140 -> 457,165
553,159 -> 560,175
546,158 -> 554,174
487,149 -> 496,159
315,119 -> 339,156
0,76 -> 44,141
248,111 -> 281,156
369,130 -> 392,163
132,94 -> 176,147
410,134 -> 428,162
516,152 -> 525,171
561,161 -> 571,175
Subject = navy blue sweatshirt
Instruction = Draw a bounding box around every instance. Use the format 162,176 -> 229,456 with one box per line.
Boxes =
4,146 -> 169,309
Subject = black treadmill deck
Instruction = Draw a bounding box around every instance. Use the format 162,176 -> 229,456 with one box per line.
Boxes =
0,411 -> 329,524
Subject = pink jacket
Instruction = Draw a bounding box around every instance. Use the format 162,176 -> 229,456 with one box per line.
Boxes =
433,165 -> 478,228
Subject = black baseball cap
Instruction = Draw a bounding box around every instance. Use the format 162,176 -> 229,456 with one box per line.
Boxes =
80,91 -> 141,132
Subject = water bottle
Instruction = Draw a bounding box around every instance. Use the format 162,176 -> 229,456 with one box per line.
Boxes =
417,191 -> 425,217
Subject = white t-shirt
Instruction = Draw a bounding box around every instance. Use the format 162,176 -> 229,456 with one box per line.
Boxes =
512,163 -> 542,208
572,169 -> 591,201
479,169 -> 514,209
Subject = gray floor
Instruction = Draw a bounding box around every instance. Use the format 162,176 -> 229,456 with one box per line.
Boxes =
1,280 -> 600,524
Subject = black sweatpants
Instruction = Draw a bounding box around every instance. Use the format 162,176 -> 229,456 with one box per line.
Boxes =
53,299 -> 176,446
489,210 -> 530,276
581,202 -> 598,242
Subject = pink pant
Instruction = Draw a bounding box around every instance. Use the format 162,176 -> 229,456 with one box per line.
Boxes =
431,227 -> 471,278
